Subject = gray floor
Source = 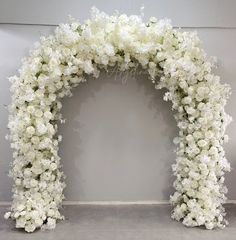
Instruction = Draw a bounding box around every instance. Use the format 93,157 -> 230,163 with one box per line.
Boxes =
0,204 -> 236,240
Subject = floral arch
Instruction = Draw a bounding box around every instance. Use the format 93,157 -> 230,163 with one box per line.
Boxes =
5,8 -> 232,232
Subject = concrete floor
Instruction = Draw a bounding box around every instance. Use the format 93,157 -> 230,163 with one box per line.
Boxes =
0,204 -> 236,240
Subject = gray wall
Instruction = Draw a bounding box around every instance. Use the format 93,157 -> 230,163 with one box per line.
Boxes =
0,0 -> 236,202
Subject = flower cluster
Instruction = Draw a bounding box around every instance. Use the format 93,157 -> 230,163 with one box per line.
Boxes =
5,8 -> 231,232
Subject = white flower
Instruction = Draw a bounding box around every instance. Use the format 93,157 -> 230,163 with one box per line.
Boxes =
104,43 -> 115,56
25,223 -> 36,233
197,139 -> 208,148
205,222 -> 214,230
26,126 -> 35,136
27,106 -> 35,114
36,121 -> 47,135
35,109 -> 43,118
24,168 -> 32,177
44,111 -> 53,119
186,134 -> 194,142
50,163 -> 57,171
182,96 -> 192,105
197,86 -> 209,97
16,204 -> 25,212
200,155 -> 210,163
187,199 -> 197,209
46,218 -> 56,230
83,60 -> 94,74
4,212 -> 11,219
30,179 -> 38,187
186,107 -> 195,115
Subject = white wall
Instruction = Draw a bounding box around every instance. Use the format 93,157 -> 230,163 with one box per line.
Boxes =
0,0 -> 236,202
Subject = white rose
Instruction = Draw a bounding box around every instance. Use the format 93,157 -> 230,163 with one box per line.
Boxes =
36,122 -> 47,135
4,212 -> 11,219
44,111 -> 53,119
35,109 -> 43,117
209,146 -> 218,155
31,136 -> 40,145
205,130 -> 214,139
200,155 -> 210,163
46,217 -> 56,229
179,81 -> 188,89
26,126 -> 35,136
15,178 -> 21,186
104,43 -> 115,56
186,134 -> 194,142
16,217 -> 26,228
83,60 -> 94,74
48,209 -> 55,217
42,159 -> 51,168
186,107 -> 195,115
30,179 -> 38,187
27,105 -> 35,114
25,223 -> 36,233
193,131 -> 202,139
32,165 -> 43,175
24,169 -> 32,177
182,96 -> 192,105
187,199 -> 196,209
50,163 -> 57,171
205,222 -> 214,230
17,204 -> 25,212
197,139 -> 208,148
196,216 -> 205,225
30,210 -> 39,219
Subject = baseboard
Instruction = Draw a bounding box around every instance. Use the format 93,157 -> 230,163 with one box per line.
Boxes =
1,200 -> 236,206
62,200 -> 170,205
226,200 -> 236,204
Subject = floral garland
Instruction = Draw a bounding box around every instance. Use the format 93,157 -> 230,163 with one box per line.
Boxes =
5,8 -> 232,232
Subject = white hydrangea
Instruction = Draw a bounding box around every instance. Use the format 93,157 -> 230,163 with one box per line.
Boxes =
6,8 -> 231,232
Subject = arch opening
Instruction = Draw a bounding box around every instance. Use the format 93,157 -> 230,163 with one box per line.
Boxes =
59,69 -> 176,201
